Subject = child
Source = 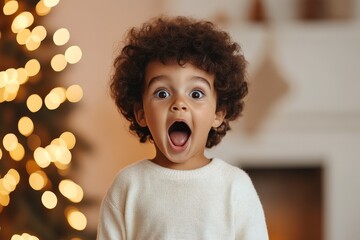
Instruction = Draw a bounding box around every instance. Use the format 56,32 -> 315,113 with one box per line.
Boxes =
97,16 -> 268,239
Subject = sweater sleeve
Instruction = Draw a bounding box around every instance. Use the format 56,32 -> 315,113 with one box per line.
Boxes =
96,196 -> 126,240
236,171 -> 269,240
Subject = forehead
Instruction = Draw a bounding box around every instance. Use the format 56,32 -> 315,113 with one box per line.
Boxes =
144,60 -> 214,87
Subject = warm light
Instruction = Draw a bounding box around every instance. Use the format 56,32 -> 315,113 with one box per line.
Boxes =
66,85 -> 83,103
27,94 -> 43,112
51,54 -> 67,72
26,38 -> 41,51
32,25 -> 47,41
45,92 -> 61,110
0,149 -> 2,159
8,169 -> 20,185
25,59 -> 41,77
29,171 -> 48,190
36,0 -> 51,16
53,28 -> 70,46
60,131 -> 76,149
51,87 -> 67,103
3,0 -> 19,15
41,191 -> 57,209
17,29 -> 31,45
16,68 -> 28,84
45,87 -> 69,110
11,11 -> 34,33
59,179 -> 83,203
26,25 -> 47,51
3,133 -> 18,151
26,159 -> 40,174
9,143 -> 25,161
46,143 -> 72,165
18,116 -> 34,136
44,0 -> 60,8
0,194 -> 10,207
11,233 -> 39,240
65,45 -> 82,64
34,147 -> 51,168
66,207 -> 87,230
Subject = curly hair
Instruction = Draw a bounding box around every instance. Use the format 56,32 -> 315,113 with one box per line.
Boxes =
110,16 -> 248,148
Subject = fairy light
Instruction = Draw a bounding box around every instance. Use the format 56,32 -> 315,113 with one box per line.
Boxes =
53,28 -> 70,46
3,0 -> 19,15
43,0 -> 60,8
24,59 -> 41,77
35,0 -> 51,16
1,0 -> 88,236
66,84 -> 83,103
9,143 -> 25,161
3,133 -> 18,151
65,45 -> 82,64
59,179 -> 84,203
29,170 -> 48,190
60,131 -> 76,149
41,191 -> 57,209
51,54 -> 67,72
26,94 -> 43,112
66,207 -> 87,231
11,11 -> 34,33
33,147 -> 51,168
18,116 -> 34,136
11,233 -> 39,240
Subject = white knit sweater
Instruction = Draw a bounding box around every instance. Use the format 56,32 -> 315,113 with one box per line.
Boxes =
97,158 -> 268,240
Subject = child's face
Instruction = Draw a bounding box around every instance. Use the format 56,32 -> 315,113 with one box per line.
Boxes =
134,60 -> 225,170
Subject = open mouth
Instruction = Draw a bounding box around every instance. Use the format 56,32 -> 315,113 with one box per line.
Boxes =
168,121 -> 191,147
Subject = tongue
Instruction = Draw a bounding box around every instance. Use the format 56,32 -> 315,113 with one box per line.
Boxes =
169,131 -> 189,146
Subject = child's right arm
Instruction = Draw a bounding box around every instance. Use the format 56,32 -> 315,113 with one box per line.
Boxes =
97,197 -> 126,240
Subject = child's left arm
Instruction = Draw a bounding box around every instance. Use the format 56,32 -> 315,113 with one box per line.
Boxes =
235,172 -> 269,240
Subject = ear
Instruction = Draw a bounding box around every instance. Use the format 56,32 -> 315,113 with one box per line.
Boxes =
212,109 -> 226,128
134,104 -> 147,127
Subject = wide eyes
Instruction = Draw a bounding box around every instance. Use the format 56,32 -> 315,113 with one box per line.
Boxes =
154,89 -> 170,98
189,90 -> 204,99
154,89 -> 205,99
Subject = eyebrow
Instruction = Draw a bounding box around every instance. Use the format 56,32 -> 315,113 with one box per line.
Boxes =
147,75 -> 212,89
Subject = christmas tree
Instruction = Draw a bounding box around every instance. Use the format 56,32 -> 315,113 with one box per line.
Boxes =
0,0 -> 95,239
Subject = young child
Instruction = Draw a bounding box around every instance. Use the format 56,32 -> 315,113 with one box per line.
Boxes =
97,16 -> 268,239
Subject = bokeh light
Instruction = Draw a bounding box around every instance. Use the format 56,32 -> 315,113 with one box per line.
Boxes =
53,28 -> 70,46
66,207 -> 87,231
66,85 -> 83,103
41,191 -> 57,209
3,0 -> 19,15
26,94 -> 43,112
65,45 -> 82,64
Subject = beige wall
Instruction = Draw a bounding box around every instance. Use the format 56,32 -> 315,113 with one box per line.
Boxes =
48,0 -> 360,238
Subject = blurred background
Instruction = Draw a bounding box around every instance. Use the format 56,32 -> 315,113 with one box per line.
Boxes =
1,0 -> 360,239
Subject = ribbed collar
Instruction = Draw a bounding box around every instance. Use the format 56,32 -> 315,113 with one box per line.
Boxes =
142,158 -> 223,180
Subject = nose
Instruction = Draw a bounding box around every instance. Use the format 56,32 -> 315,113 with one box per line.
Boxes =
171,95 -> 188,112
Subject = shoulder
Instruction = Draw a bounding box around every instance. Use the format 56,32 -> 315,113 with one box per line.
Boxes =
214,158 -> 258,199
214,158 -> 252,183
104,160 -> 150,201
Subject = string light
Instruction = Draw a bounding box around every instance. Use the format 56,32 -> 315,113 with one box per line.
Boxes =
1,0 -> 88,237
53,28 -> 70,46
3,0 -> 19,16
35,1 -> 51,16
11,233 -> 39,240
65,207 -> 87,231
41,191 -> 57,209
